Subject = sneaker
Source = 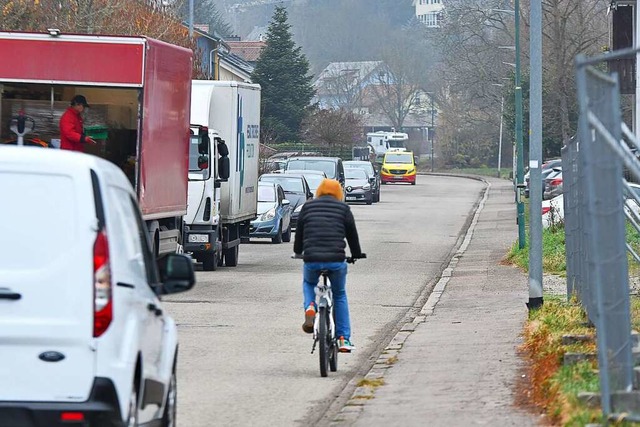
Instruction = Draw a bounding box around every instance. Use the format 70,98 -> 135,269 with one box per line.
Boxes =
338,336 -> 355,353
302,303 -> 316,333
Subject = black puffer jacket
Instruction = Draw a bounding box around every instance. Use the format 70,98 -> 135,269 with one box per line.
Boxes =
293,195 -> 362,262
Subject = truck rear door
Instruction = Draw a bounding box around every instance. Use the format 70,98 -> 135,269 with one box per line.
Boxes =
0,155 -> 97,402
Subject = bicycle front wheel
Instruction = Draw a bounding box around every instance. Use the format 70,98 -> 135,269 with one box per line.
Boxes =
318,306 -> 329,377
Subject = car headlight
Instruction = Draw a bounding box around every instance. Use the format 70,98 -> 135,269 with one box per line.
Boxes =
382,168 -> 389,173
261,208 -> 276,221
407,168 -> 415,174
363,184 -> 371,190
294,204 -> 303,213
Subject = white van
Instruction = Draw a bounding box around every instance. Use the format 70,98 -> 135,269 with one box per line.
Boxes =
0,147 -> 195,427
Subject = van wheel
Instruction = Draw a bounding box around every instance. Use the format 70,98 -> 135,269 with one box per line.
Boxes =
272,223 -> 283,244
224,246 -> 239,267
201,251 -> 217,271
282,223 -> 292,242
161,365 -> 177,427
126,383 -> 139,427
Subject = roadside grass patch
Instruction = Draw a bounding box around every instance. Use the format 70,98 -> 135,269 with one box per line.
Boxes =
385,355 -> 398,365
357,378 -> 385,388
507,225 -> 566,275
521,296 -> 602,425
428,166 -> 510,179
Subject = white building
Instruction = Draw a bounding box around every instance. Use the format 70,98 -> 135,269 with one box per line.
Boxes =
414,0 -> 444,28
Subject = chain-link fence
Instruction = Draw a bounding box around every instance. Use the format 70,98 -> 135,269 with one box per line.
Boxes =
569,49 -> 640,419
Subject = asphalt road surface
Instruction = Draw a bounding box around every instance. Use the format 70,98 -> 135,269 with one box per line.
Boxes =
163,174 -> 485,427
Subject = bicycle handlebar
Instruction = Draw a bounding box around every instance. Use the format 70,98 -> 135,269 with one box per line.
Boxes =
291,253 -> 367,263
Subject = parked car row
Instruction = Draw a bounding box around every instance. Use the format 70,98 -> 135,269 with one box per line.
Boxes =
247,154 -> 410,243
524,158 -> 562,200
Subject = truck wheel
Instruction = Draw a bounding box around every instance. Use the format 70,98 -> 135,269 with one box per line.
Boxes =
272,223 -> 283,244
224,246 -> 239,267
282,224 -> 292,243
201,251 -> 217,271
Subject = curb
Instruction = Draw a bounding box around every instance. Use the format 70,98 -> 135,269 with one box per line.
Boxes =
330,179 -> 492,425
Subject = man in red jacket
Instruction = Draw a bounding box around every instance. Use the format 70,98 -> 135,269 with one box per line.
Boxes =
59,95 -> 96,151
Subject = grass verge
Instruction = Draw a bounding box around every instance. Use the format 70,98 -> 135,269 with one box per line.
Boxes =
420,166 -> 511,179
521,295 -> 640,426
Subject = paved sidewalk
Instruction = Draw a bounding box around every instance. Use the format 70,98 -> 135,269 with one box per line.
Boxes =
333,177 -> 540,426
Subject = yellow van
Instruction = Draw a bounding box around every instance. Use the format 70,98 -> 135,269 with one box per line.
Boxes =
381,151 -> 416,185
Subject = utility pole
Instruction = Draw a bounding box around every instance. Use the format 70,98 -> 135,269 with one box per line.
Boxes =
188,0 -> 194,37
515,0 -> 526,249
528,0 -> 544,309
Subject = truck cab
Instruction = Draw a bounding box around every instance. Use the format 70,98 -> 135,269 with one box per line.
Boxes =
183,81 -> 261,271
183,126 -> 230,270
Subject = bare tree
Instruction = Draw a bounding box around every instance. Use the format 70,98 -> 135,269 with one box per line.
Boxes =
368,32 -> 434,130
301,108 -> 363,152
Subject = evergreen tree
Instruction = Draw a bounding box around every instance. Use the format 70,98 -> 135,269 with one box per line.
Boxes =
252,6 -> 315,143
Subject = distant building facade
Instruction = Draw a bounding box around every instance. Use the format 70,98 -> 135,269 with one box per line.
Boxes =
414,0 -> 444,28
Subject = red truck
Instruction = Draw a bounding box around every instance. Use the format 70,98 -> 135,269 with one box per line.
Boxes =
0,31 -> 194,256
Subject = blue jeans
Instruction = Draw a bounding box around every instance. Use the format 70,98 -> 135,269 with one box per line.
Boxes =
303,261 -> 351,340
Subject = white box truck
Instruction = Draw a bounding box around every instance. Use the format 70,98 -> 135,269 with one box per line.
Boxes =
367,131 -> 409,163
183,81 -> 260,270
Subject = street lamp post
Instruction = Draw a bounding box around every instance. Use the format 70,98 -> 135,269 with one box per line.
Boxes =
514,0 -> 526,250
493,5 -> 525,249
430,94 -> 435,172
498,95 -> 504,177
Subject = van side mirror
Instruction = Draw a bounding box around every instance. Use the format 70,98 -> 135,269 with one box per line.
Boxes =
157,253 -> 195,295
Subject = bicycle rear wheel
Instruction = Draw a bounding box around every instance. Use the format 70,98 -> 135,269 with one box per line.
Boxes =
329,308 -> 338,372
318,306 -> 329,377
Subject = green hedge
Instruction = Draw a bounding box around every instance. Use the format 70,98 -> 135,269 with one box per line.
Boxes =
263,142 -> 356,160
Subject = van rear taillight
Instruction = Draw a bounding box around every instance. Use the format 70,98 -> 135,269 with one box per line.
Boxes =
61,412 -> 85,422
93,230 -> 112,337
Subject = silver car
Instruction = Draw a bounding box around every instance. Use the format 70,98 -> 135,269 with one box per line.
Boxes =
344,168 -> 373,205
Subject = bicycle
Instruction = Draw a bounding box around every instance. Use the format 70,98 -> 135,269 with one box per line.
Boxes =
292,253 -> 366,377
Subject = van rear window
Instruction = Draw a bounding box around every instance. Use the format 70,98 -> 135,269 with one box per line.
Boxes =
0,172 -> 76,270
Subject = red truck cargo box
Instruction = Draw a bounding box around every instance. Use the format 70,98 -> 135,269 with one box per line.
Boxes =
0,32 -> 193,219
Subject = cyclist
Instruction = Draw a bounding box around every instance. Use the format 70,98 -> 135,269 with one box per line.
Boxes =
293,178 -> 364,353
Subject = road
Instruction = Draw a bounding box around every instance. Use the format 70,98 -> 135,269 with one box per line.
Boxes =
164,175 -> 485,426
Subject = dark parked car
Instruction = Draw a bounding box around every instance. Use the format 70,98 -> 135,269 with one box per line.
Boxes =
525,158 -> 561,198
249,182 -> 292,243
284,169 -> 327,197
344,160 -> 381,203
258,173 -> 313,229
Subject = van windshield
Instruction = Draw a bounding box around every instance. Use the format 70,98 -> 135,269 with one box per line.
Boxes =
287,159 -> 336,179
188,135 -> 208,179
385,153 -> 413,164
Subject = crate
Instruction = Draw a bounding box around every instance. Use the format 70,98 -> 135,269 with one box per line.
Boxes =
85,125 -> 108,140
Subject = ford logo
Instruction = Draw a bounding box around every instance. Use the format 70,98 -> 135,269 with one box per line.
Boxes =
346,186 -> 352,192
39,351 -> 65,362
